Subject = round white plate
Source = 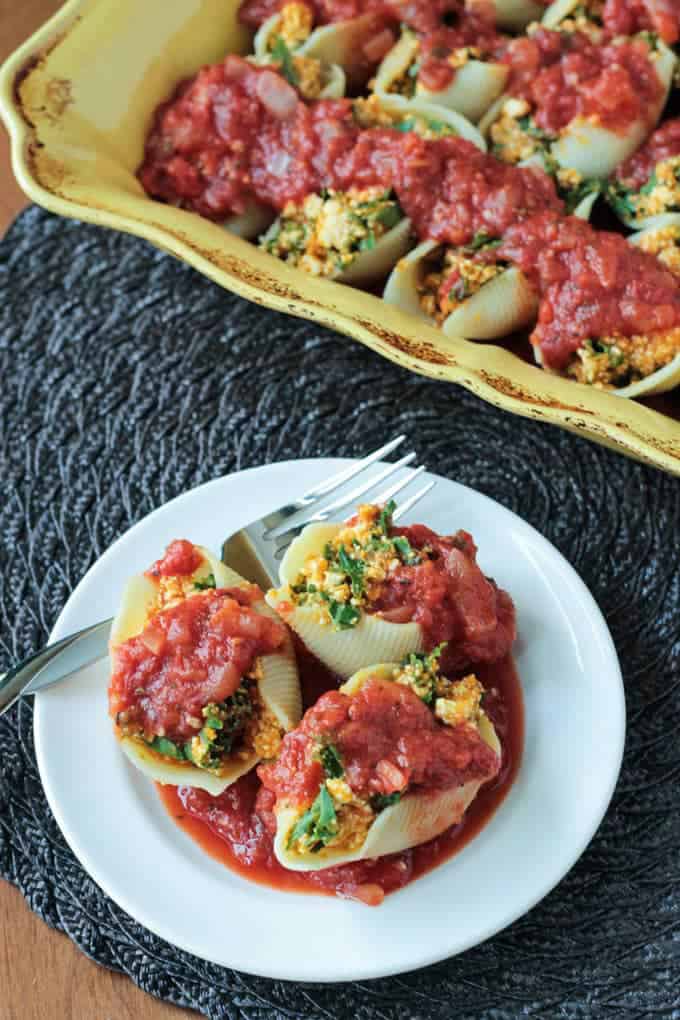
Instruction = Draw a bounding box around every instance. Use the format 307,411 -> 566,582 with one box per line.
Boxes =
34,459 -> 625,983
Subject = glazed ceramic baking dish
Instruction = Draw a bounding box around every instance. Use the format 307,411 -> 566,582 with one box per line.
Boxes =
2,0 -> 680,474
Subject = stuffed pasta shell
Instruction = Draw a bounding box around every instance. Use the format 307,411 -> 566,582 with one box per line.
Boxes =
265,501 -> 516,679
542,0 -> 680,46
352,93 -> 486,149
382,185 -> 595,341
258,188 -> 413,284
480,27 -> 675,180
259,649 -> 501,871
253,5 -> 395,88
373,22 -> 509,124
607,117 -> 680,228
495,211 -> 680,397
109,540 -> 301,794
490,0 -> 546,32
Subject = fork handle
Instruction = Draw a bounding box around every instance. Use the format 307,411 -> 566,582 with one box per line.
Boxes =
0,618 -> 112,718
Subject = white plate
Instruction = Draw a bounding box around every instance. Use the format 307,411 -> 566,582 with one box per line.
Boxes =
34,459 -> 625,983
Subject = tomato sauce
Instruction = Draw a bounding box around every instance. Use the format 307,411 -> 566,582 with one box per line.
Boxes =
603,0 -> 679,45
139,56 -> 563,244
490,211 -> 680,370
146,538 -> 203,578
237,0 -> 489,35
615,116 -> 680,190
158,651 -> 523,905
502,28 -> 663,135
370,525 -> 516,672
109,587 -> 284,741
412,5 -> 506,94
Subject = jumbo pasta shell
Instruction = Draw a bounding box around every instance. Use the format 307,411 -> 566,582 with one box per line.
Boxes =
224,203 -> 275,240
265,523 -> 423,678
480,44 -> 676,178
491,0 -> 546,31
260,213 -> 414,286
362,93 -> 486,150
628,212 -> 680,264
383,239 -> 538,340
111,546 -> 301,794
374,32 -> 508,123
273,663 -> 501,871
532,331 -> 680,398
541,0 -> 585,29
299,13 -> 392,86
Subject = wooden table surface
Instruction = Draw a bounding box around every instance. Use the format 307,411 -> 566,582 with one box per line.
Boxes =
0,2 -> 196,1017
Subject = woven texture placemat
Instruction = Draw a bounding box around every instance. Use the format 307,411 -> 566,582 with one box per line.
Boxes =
1,206 -> 680,1019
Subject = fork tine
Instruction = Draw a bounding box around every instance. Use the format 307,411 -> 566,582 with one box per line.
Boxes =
391,480 -> 437,520
300,435 -> 406,502
266,451 -> 417,540
369,464 -> 426,509
270,472 -> 436,562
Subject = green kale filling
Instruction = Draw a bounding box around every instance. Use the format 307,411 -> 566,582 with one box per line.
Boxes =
291,498 -> 422,630
270,35 -> 299,86
193,572 -> 216,591
287,785 -> 338,852
319,743 -> 344,779
397,643 -> 448,705
144,681 -> 254,772
371,791 -> 402,812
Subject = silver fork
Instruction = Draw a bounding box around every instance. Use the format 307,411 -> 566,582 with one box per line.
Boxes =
0,437 -> 435,717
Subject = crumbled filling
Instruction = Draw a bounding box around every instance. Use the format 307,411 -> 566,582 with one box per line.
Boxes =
610,156 -> 680,221
261,188 -> 403,277
392,647 -> 484,728
417,241 -> 505,324
352,94 -> 458,139
567,328 -> 680,387
267,1 -> 314,48
383,28 -> 490,99
637,224 -> 680,276
490,97 -> 555,166
286,501 -> 422,627
291,55 -> 327,98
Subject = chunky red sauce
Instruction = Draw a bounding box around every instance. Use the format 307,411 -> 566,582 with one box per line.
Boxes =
147,538 -> 203,578
603,0 -> 680,45
108,586 -> 284,741
615,116 -> 680,189
158,652 -> 523,905
238,0 -> 491,35
490,211 -> 680,369
139,56 -> 562,244
260,676 -> 499,807
503,28 -> 663,135
413,6 -> 506,94
371,525 -> 516,673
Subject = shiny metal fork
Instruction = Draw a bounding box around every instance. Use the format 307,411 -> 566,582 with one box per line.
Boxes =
0,436 -> 435,717
222,434 -> 435,589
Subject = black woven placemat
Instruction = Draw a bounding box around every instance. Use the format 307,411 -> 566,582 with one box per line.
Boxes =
2,206 -> 680,1019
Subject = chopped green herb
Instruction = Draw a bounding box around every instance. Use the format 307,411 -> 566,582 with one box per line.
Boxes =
640,172 -> 659,195
563,178 -> 604,214
148,736 -> 186,761
328,600 -> 361,629
371,791 -> 402,812
394,117 -> 416,132
378,499 -> 396,534
287,785 -> 338,851
606,182 -> 636,220
466,231 -> 501,252
398,643 -> 448,705
270,35 -> 299,86
392,534 -> 420,565
319,743 -> 344,779
358,231 -> 377,251
193,572 -> 216,591
517,115 -> 554,143
375,203 -> 403,229
338,544 -> 366,596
